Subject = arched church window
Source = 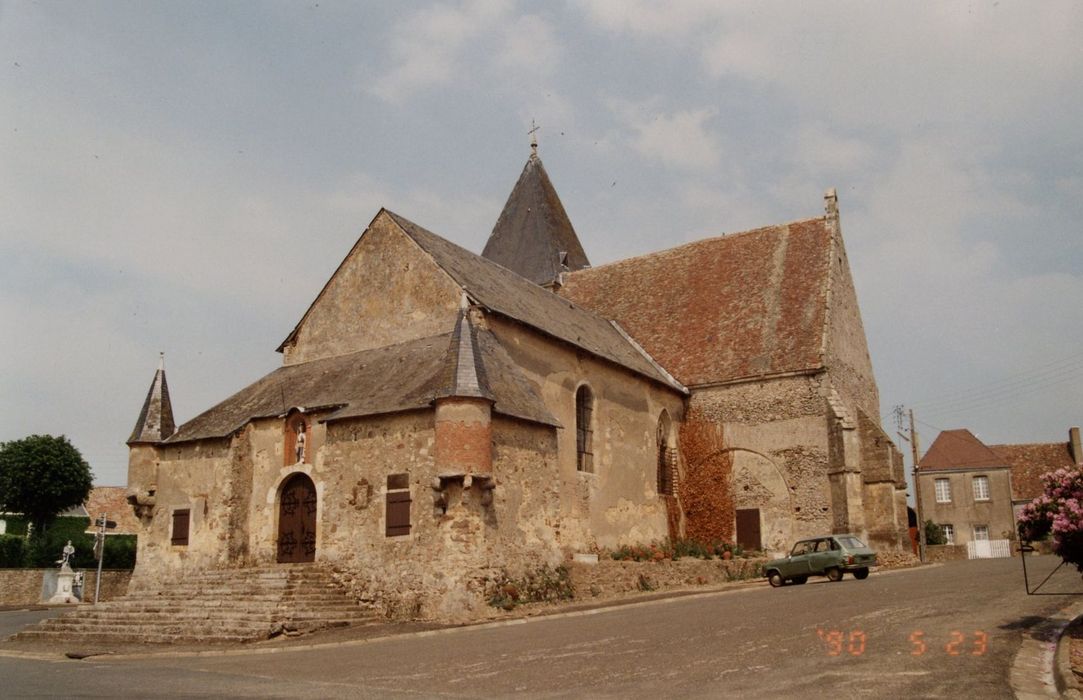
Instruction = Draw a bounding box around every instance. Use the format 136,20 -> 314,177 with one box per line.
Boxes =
576,385 -> 594,473
284,411 -> 311,466
657,412 -> 675,496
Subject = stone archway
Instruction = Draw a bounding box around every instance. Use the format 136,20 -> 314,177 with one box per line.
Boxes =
728,449 -> 792,557
277,472 -> 317,563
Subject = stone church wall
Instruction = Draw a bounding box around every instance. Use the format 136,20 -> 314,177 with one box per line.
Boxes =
680,374 -> 834,557
281,214 -> 463,365
822,224 -> 880,421
130,439 -> 232,586
485,314 -> 684,551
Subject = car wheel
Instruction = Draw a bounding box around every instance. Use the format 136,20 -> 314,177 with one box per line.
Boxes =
853,567 -> 869,580
768,571 -> 784,588
793,576 -> 808,585
826,567 -> 843,582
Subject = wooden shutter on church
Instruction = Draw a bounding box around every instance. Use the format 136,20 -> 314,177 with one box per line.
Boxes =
385,474 -> 411,537
171,509 -> 190,546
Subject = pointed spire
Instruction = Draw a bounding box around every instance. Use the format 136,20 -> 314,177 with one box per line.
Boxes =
435,309 -> 494,402
481,149 -> 590,287
128,353 -> 177,444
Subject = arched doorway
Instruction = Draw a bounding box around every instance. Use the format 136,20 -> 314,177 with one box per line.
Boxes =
277,473 -> 317,563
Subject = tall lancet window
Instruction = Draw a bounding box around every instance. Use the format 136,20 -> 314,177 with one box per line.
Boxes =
575,385 -> 594,473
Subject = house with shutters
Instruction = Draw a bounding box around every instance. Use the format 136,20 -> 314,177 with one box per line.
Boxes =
126,144 -> 907,618
916,429 -> 1017,547
916,427 -> 1082,547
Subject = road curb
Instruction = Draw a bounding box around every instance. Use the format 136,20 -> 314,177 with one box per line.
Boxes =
1010,599 -> 1083,699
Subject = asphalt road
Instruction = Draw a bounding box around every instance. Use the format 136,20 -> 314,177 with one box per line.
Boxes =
2,555 -> 1080,698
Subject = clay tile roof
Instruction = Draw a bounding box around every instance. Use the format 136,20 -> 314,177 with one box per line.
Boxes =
83,486 -> 140,535
387,211 -> 686,395
917,429 -> 1009,471
558,218 -> 833,387
166,329 -> 559,444
991,442 -> 1075,501
481,154 -> 590,286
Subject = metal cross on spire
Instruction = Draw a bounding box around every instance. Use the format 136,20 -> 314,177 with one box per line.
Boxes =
528,120 -> 540,156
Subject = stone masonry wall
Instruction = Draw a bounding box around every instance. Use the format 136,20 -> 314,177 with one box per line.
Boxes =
486,314 -> 686,551
680,375 -> 832,556
282,212 -> 463,365
822,220 -> 880,421
0,569 -> 131,605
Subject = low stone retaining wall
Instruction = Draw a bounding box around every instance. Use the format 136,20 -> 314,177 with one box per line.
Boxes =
0,569 -> 131,606
569,558 -> 766,600
925,544 -> 970,562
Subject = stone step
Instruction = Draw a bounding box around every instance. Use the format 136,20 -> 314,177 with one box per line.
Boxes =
12,629 -> 255,645
57,608 -> 374,624
36,621 -> 271,638
13,563 -> 378,646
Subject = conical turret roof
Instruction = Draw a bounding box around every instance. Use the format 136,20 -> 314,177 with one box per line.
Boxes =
434,304 -> 494,402
482,152 -> 590,286
128,354 -> 176,444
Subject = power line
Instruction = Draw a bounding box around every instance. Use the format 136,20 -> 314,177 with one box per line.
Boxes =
910,350 -> 1083,411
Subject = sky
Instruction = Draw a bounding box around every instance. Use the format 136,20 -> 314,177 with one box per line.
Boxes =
2,1 -> 1081,489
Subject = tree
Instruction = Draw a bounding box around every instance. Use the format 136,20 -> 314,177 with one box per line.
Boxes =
0,435 -> 94,535
1017,466 -> 1083,571
924,520 -> 946,546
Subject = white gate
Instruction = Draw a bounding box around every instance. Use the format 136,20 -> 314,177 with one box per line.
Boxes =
968,539 -> 1011,559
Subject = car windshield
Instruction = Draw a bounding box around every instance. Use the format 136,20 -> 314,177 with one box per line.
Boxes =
835,536 -> 867,550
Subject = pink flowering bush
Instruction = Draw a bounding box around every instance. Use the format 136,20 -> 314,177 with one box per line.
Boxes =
1018,467 -> 1083,571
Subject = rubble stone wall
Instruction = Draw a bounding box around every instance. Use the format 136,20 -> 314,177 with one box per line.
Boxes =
281,213 -> 463,365
0,569 -> 131,605
680,376 -> 832,556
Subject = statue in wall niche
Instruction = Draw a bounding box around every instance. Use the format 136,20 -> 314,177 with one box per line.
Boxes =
295,422 -> 307,463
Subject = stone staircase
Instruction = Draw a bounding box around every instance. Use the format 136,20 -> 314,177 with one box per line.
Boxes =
11,565 -> 381,646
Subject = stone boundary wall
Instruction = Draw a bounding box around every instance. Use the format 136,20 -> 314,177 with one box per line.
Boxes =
0,569 -> 131,606
924,545 -> 970,562
569,558 -> 766,599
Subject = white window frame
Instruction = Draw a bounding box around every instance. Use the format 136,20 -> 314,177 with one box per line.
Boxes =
934,478 -> 952,503
941,524 -> 954,545
974,524 -> 989,541
973,475 -> 990,501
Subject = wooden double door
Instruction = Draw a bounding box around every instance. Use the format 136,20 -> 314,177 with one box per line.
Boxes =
277,473 -> 317,563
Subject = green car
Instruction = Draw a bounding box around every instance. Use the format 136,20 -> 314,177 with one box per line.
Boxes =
764,534 -> 877,587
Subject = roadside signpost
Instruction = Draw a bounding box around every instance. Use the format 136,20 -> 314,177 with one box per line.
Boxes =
93,514 -> 116,604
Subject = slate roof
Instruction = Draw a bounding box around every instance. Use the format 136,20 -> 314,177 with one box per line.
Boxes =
991,442 -> 1076,501
558,218 -> 834,387
128,358 -> 176,444
166,329 -> 559,444
434,310 -> 494,402
388,211 -> 686,395
917,429 -> 1009,471
481,154 -> 590,286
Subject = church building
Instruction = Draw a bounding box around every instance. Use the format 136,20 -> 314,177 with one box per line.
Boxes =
126,143 -> 907,618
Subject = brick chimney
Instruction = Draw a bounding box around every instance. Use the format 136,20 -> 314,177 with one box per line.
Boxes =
1070,427 -> 1082,465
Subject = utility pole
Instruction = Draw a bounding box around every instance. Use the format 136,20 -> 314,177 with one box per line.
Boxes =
910,410 -> 926,563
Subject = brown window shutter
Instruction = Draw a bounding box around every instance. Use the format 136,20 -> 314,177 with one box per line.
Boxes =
386,491 -> 411,537
172,509 -> 190,546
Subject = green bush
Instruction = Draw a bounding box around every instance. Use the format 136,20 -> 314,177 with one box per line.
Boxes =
0,534 -> 26,567
1,515 -> 29,537
487,565 -> 574,610
924,520 -> 946,546
21,516 -> 136,569
610,538 -> 747,562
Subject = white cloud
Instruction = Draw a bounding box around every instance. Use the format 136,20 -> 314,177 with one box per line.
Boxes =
608,100 -> 722,171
